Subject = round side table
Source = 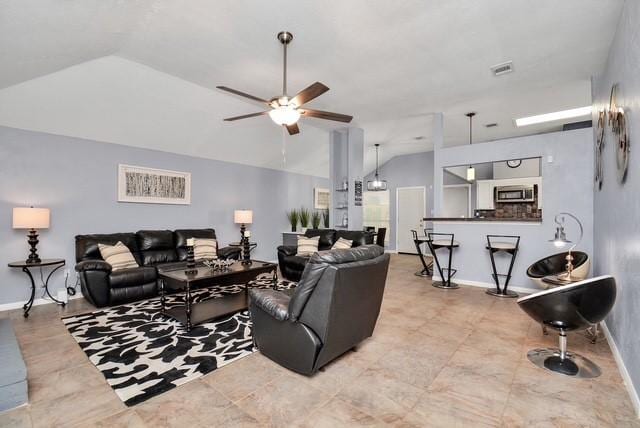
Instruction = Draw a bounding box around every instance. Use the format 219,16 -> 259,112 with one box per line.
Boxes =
8,258 -> 66,317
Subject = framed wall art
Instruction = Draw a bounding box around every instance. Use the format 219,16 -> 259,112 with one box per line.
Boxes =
118,164 -> 191,205
314,187 -> 330,209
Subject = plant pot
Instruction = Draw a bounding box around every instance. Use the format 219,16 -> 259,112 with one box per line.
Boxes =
291,225 -> 297,232
301,227 -> 308,234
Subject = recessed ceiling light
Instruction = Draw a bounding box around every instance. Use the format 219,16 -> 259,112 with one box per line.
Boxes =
515,106 -> 592,127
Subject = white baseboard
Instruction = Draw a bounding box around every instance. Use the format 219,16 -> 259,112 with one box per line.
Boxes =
601,321 -> 640,418
0,293 -> 83,313
430,276 -> 536,294
384,249 -> 398,254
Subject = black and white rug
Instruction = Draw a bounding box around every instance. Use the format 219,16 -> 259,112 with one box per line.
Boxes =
62,276 -> 295,406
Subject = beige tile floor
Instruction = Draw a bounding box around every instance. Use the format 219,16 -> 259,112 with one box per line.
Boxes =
0,254 -> 638,427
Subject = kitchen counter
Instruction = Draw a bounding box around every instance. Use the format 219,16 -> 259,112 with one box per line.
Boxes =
424,217 -> 542,223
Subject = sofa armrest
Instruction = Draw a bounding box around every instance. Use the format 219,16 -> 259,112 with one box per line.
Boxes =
277,245 -> 297,257
218,246 -> 241,260
249,289 -> 291,321
75,260 -> 112,273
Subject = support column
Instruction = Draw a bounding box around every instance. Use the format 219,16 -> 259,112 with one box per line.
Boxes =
432,113 -> 444,216
329,128 -> 364,230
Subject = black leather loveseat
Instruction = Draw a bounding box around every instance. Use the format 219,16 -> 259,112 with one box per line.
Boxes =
250,245 -> 390,375
277,229 -> 374,281
75,229 -> 240,307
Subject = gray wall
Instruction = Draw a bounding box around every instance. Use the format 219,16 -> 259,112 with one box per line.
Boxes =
592,0 -> 640,408
0,126 -> 328,306
364,151 -> 434,251
433,128 -> 594,290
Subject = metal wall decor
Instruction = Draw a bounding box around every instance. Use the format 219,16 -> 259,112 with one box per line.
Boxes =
607,84 -> 630,183
595,109 -> 606,189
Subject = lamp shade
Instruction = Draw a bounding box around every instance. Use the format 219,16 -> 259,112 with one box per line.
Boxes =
13,207 -> 50,229
234,210 -> 253,224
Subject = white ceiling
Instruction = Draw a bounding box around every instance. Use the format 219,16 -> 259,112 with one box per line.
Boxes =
0,0 -> 623,177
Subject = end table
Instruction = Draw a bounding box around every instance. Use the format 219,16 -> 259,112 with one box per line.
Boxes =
8,258 -> 66,317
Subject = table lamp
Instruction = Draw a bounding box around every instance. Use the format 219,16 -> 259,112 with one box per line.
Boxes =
549,212 -> 583,283
234,210 -> 253,265
13,207 -> 50,264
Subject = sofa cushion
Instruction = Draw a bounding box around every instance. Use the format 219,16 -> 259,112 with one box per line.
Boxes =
98,242 -> 139,271
75,233 -> 140,263
332,237 -> 353,250
336,230 -> 373,247
194,238 -> 217,260
297,236 -> 320,256
175,229 -> 217,261
109,266 -> 157,289
304,229 -> 336,251
136,230 -> 177,265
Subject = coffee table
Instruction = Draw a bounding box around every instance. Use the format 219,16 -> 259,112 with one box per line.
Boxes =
158,260 -> 277,331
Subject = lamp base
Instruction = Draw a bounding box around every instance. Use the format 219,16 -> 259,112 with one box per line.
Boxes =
26,229 -> 41,264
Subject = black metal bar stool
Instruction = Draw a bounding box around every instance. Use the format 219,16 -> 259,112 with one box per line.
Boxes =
427,233 -> 460,289
411,230 -> 432,277
486,235 -> 520,298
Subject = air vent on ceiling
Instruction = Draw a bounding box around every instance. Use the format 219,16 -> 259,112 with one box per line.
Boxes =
485,123 -> 498,128
490,61 -> 514,76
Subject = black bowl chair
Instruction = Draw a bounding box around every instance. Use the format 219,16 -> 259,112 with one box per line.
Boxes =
526,251 -> 590,288
249,245 -> 390,376
517,275 -> 616,378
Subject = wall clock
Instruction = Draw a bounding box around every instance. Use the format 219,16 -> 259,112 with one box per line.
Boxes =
506,159 -> 522,168
595,109 -> 606,189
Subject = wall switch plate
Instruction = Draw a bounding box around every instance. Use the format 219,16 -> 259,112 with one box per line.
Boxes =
547,155 -> 554,163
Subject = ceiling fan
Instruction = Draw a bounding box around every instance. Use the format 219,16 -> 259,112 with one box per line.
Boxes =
217,31 -> 353,136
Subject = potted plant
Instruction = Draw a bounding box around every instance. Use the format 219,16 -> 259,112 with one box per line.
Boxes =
299,207 -> 310,233
311,211 -> 321,229
286,209 -> 299,232
322,209 -> 330,228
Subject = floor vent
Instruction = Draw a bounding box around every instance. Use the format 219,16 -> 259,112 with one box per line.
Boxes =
490,61 -> 514,76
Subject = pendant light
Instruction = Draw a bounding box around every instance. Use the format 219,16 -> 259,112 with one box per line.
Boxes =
466,112 -> 476,181
367,144 -> 388,191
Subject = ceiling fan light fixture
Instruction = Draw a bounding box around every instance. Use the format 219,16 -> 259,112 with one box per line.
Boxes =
269,105 -> 300,126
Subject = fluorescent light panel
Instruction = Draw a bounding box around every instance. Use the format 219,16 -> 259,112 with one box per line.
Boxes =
515,106 -> 592,127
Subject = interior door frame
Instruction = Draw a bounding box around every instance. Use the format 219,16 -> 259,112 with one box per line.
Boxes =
395,186 -> 427,253
442,184 -> 472,218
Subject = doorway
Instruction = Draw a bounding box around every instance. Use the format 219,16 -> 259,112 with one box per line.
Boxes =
396,186 -> 426,254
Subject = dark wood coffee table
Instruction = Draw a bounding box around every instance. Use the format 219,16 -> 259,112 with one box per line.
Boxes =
158,260 -> 277,331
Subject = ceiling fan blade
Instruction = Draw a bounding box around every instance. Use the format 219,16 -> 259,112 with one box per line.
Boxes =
301,108 -> 353,123
216,86 -> 271,105
291,82 -> 329,107
286,123 -> 300,135
223,111 -> 269,121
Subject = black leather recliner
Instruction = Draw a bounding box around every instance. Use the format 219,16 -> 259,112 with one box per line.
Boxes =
249,245 -> 390,375
75,229 -> 240,307
277,229 -> 375,281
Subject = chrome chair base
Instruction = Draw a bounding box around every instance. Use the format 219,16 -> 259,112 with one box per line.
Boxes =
485,288 -> 519,298
432,281 -> 459,289
527,348 -> 601,378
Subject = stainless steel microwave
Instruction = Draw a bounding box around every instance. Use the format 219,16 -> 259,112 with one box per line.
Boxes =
495,185 -> 535,203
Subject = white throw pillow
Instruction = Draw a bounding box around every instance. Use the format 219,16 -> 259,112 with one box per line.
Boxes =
332,237 -> 353,250
296,235 -> 320,256
98,241 -> 139,271
193,238 -> 217,260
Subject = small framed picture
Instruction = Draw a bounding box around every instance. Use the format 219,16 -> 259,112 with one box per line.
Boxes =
118,164 -> 191,205
314,187 -> 330,209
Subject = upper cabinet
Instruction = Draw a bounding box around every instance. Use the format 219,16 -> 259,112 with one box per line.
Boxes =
476,180 -> 495,210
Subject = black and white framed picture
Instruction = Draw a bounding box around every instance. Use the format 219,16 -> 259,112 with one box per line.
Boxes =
118,164 -> 191,205
314,187 -> 330,209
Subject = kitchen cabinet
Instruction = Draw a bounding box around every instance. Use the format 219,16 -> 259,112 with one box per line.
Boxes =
476,180 -> 495,210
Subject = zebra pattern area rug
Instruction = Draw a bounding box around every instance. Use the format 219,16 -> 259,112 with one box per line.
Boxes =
62,276 -> 295,406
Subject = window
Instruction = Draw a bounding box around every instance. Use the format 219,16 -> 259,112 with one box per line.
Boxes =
363,190 -> 390,244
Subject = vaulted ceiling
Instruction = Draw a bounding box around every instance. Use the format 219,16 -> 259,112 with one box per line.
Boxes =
0,1 -> 623,177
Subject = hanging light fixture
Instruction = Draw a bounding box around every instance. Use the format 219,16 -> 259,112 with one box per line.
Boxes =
367,144 -> 388,191
466,112 -> 476,181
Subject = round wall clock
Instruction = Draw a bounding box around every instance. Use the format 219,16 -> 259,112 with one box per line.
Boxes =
506,159 -> 522,168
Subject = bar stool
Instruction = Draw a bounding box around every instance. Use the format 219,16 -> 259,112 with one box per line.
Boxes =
411,230 -> 432,277
486,235 -> 520,298
427,233 -> 460,289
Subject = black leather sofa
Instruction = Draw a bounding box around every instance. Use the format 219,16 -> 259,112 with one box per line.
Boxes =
249,245 -> 390,375
277,229 -> 375,281
75,229 -> 240,307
